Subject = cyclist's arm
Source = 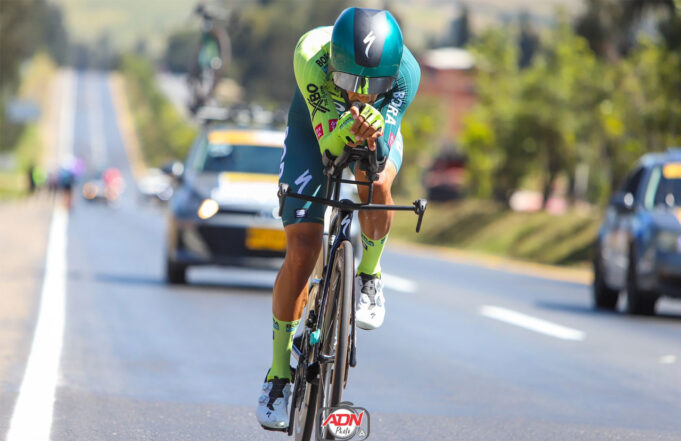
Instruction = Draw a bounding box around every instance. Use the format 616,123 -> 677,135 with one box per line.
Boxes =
376,46 -> 421,160
293,27 -> 345,156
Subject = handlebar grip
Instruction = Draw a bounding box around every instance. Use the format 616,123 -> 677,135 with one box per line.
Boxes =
414,199 -> 427,233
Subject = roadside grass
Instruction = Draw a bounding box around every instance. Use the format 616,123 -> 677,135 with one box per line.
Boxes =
391,199 -> 602,266
120,54 -> 197,167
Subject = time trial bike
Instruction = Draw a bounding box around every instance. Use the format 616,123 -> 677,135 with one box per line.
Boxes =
277,141 -> 427,441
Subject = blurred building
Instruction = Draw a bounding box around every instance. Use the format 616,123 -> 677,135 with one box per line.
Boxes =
419,47 -> 477,139
419,47 -> 477,201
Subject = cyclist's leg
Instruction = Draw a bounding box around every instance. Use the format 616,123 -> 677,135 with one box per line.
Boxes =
269,222 -> 322,379
258,98 -> 327,429
352,131 -> 402,330
355,129 -> 403,276
268,90 -> 328,378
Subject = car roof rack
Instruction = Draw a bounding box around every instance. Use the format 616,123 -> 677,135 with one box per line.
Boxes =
194,104 -> 287,129
194,105 -> 230,123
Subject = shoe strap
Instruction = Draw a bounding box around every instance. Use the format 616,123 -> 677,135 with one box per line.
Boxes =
266,379 -> 288,410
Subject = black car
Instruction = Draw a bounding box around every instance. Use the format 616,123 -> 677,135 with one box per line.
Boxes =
165,126 -> 287,284
594,147 -> 681,314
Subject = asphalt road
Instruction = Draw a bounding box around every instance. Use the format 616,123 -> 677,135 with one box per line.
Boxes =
2,70 -> 681,441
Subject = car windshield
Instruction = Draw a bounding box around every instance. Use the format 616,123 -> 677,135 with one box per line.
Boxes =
644,163 -> 681,209
193,141 -> 282,175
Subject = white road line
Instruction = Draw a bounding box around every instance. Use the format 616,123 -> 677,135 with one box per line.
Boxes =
480,305 -> 586,341
87,73 -> 107,169
57,71 -> 75,163
6,70 -> 73,441
659,355 -> 677,364
382,272 -> 417,293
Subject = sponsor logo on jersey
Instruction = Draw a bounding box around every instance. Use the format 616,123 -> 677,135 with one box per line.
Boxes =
315,123 -> 324,140
329,87 -> 346,113
295,169 -> 313,194
388,132 -> 395,147
315,54 -> 328,68
385,91 -> 406,125
307,83 -> 329,118
329,119 -> 338,133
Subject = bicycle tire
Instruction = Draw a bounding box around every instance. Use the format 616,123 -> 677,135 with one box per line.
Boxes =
290,366 -> 317,441
290,248 -> 325,441
315,240 -> 353,440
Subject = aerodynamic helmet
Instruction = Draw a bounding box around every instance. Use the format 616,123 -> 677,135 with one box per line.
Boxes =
329,7 -> 403,95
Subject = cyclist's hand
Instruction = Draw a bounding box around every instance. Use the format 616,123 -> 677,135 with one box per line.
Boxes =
349,104 -> 384,151
330,110 -> 360,153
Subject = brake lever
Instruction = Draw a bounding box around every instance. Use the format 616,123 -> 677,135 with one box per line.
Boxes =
277,183 -> 290,218
413,199 -> 427,233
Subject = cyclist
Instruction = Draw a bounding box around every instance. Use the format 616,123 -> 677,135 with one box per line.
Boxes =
257,7 -> 420,430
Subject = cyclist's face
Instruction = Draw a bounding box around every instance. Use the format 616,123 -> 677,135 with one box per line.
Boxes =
346,91 -> 378,104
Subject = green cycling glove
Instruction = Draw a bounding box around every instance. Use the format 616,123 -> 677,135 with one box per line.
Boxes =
326,104 -> 385,157
358,104 -> 385,134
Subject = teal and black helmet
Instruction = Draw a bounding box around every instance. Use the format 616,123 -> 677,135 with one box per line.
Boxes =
330,7 -> 403,95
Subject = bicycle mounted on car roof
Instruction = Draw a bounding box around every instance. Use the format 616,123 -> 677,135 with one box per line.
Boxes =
187,2 -> 231,114
277,137 -> 426,441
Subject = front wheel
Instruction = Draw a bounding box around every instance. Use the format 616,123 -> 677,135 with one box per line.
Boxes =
316,240 -> 353,440
593,251 -> 619,310
289,356 -> 317,441
166,257 -> 187,285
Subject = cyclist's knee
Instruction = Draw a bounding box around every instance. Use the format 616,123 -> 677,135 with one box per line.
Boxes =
357,162 -> 397,201
284,222 -> 323,269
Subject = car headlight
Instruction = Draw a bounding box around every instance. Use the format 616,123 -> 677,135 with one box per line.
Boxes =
198,198 -> 219,219
656,230 -> 681,252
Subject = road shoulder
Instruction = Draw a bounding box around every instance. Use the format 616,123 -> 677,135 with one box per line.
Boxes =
391,239 -> 591,285
0,199 -> 52,414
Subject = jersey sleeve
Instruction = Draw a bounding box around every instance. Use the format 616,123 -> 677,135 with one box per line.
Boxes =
293,27 -> 344,155
376,46 -> 421,159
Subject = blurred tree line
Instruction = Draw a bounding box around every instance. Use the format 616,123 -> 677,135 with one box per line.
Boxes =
0,0 -> 68,151
163,0 -> 351,104
460,0 -> 681,207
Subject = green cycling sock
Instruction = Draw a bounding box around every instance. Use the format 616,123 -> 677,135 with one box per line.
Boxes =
267,315 -> 300,381
357,232 -> 388,276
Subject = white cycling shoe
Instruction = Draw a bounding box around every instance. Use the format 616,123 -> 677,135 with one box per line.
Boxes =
355,273 -> 385,330
257,376 -> 291,431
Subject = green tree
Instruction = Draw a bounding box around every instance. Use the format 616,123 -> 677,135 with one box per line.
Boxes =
394,96 -> 445,198
459,28 -> 523,200
1,0 -> 68,151
576,0 -> 676,60
228,0 -> 351,105
461,20 -> 603,205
